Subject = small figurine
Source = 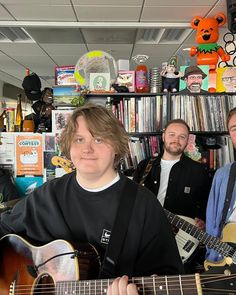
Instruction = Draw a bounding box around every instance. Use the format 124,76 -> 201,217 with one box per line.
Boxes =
161,56 -> 183,92
190,13 -> 230,92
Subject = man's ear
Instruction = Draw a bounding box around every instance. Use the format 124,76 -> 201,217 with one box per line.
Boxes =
162,132 -> 165,142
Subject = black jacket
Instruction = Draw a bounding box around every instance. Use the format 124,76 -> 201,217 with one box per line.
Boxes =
133,153 -> 211,220
0,172 -> 183,277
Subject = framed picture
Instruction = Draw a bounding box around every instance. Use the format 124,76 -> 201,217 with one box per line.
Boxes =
89,73 -> 110,91
51,109 -> 73,133
179,65 -> 209,92
216,67 -> 236,93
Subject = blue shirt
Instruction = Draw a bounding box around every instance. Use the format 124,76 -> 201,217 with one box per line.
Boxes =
206,163 -> 236,262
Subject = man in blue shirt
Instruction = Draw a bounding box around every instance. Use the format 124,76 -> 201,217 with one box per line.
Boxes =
206,107 -> 236,263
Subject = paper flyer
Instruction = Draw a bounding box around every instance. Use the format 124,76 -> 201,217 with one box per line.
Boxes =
15,134 -> 43,176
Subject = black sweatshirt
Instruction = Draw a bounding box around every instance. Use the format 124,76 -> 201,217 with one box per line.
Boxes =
0,172 -> 183,277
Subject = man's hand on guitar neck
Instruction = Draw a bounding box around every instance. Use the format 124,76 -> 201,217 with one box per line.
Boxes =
108,276 -> 138,295
195,217 -> 205,230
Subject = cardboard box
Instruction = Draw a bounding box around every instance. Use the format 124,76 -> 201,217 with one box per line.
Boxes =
55,65 -> 77,86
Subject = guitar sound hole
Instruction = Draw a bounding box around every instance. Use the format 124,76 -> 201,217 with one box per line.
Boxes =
34,273 -> 55,295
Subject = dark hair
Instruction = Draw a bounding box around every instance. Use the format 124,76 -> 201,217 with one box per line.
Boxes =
60,103 -> 129,168
164,119 -> 190,133
227,107 -> 236,130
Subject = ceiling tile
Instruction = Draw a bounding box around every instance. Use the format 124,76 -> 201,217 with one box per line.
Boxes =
26,28 -> 84,44
72,0 -> 142,5
87,44 -> 133,61
82,29 -> 136,44
141,6 -> 214,21
145,0 -> 216,6
0,43 -> 45,56
74,6 -> 142,21
0,5 -> 15,20
39,43 -> 87,56
1,1 -> 71,3
4,4 -> 76,21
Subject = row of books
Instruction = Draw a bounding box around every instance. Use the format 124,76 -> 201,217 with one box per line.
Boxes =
126,135 -> 161,169
111,95 -> 168,133
123,134 -> 234,171
201,137 -> 234,170
170,94 -> 236,131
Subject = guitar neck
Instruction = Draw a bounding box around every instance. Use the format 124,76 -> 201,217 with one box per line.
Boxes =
57,274 -> 201,295
164,209 -> 234,258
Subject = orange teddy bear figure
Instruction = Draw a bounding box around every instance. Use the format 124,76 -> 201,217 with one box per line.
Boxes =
190,13 -> 230,92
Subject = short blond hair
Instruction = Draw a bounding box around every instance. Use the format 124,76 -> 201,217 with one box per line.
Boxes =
59,103 -> 129,168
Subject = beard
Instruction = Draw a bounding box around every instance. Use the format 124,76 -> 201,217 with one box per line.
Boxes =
188,83 -> 201,92
164,142 -> 186,156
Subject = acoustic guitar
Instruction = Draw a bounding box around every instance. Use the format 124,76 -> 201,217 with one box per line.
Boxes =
0,234 -> 235,295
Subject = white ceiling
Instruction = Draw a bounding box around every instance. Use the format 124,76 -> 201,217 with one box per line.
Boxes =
0,0 -> 232,90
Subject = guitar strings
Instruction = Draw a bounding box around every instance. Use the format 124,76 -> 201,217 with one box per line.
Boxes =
9,274 -> 236,294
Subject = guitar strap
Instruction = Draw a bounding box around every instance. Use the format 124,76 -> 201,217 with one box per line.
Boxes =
139,157 -> 156,185
219,161 -> 236,233
99,178 -> 138,278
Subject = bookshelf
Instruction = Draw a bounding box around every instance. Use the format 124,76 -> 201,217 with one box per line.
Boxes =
86,92 -> 236,173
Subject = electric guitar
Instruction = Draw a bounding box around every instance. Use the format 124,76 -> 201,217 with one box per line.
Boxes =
164,209 -> 236,269
0,234 -> 235,295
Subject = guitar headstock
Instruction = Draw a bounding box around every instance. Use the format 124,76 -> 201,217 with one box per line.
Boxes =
51,156 -> 74,173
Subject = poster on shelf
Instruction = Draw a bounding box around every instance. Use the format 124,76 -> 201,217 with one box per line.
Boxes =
15,176 -> 43,198
51,109 -> 73,133
53,85 -> 81,106
179,65 -> 209,92
0,133 -> 15,165
15,134 -> 43,176
89,73 -> 110,91
216,67 -> 236,92
45,134 -> 56,152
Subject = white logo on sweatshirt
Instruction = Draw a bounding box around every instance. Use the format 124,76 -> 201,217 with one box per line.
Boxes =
101,229 -> 111,244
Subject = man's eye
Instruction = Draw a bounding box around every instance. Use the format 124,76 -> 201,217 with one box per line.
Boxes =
180,135 -> 187,140
76,137 -> 84,143
94,137 -> 103,144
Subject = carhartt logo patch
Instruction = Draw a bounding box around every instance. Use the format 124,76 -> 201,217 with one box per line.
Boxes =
101,229 -> 111,244
184,186 -> 191,194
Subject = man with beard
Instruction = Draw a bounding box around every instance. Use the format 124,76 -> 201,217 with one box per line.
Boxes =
133,119 -> 212,272
179,65 -> 208,94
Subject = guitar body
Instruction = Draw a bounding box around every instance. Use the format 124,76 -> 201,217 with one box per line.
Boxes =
204,223 -> 236,270
0,234 -> 100,295
221,223 -> 236,244
174,215 -> 199,263
0,234 -> 236,295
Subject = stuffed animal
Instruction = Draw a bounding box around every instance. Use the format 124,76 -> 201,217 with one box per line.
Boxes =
161,57 -> 183,92
190,13 -> 230,92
